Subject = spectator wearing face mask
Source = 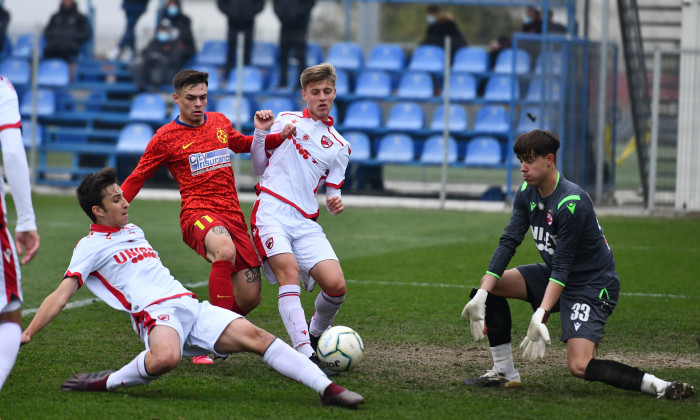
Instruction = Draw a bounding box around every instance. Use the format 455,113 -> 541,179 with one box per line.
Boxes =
420,4 -> 467,61
130,18 -> 192,92
158,0 -> 196,63
521,6 -> 543,34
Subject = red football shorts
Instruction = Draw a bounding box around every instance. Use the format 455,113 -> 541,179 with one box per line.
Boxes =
182,212 -> 260,273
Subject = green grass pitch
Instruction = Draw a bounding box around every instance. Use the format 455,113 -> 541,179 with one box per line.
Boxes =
2,193 -> 698,418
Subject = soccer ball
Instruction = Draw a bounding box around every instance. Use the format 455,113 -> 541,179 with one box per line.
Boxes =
316,326 -> 365,372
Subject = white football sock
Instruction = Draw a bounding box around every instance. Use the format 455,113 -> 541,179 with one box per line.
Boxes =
309,290 -> 345,337
490,343 -> 517,375
106,350 -> 160,390
278,285 -> 314,357
640,373 -> 670,397
0,321 -> 21,391
263,338 -> 332,395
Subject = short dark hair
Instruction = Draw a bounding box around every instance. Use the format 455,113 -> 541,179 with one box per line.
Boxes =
173,69 -> 208,94
76,167 -> 118,223
300,63 -> 336,91
427,5 -> 440,14
513,129 -> 560,163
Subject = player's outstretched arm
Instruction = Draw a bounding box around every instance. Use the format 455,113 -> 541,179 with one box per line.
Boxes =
21,277 -> 80,345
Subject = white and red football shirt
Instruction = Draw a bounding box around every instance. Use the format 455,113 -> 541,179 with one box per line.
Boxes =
65,223 -> 194,318
256,109 -> 350,219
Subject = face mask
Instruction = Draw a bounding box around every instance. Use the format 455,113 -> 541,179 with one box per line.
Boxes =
156,31 -> 170,42
426,15 -> 436,25
524,17 -> 534,25
167,6 -> 179,16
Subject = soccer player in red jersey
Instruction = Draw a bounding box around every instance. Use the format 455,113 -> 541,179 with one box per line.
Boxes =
120,70 -> 294,364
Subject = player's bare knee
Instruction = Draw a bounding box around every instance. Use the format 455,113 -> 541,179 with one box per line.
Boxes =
148,351 -> 180,374
213,246 -> 236,263
568,360 -> 588,378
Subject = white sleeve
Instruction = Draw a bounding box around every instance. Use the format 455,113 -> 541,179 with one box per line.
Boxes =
325,186 -> 342,214
251,128 -> 269,175
0,127 -> 37,232
325,143 -> 350,189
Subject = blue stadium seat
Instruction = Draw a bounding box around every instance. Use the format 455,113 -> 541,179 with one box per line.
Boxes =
0,57 -> 31,86
216,95 -> 253,125
326,42 -> 363,72
306,42 -> 323,66
535,52 -> 563,76
386,101 -> 424,131
452,46 -> 489,74
408,45 -> 444,73
473,105 -> 509,134
335,69 -> 350,96
397,72 -> 434,99
376,133 -> 414,163
195,39 -> 227,67
252,41 -> 278,68
493,48 -> 531,75
344,131 -> 371,162
525,77 -> 561,102
484,75 -> 520,102
516,106 -> 552,134
354,70 -> 392,98
21,120 -> 43,148
420,135 -> 457,164
20,88 -> 56,117
116,123 -> 154,153
12,34 -> 44,60
447,72 -> 477,102
366,44 -> 405,72
129,93 -> 166,122
191,63 -> 222,91
37,58 -> 70,87
226,66 -> 264,93
464,136 -> 502,166
343,100 -> 382,130
430,104 -> 468,132
260,96 -> 297,117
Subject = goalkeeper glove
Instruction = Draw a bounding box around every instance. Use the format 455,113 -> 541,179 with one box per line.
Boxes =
519,308 -> 551,361
461,288 -> 487,341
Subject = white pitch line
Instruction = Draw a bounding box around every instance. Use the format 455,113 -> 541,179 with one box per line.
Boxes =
22,279 -> 696,317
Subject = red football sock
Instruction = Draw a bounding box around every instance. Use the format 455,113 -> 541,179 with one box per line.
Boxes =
209,260 -> 235,311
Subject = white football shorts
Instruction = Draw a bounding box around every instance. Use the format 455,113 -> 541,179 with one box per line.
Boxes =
136,296 -> 242,358
252,194 -> 338,289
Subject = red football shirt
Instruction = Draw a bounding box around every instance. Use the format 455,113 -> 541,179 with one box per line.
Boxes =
121,112 -> 281,228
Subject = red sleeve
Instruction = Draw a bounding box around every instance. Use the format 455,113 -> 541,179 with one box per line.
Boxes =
120,135 -> 167,202
229,132 -> 282,153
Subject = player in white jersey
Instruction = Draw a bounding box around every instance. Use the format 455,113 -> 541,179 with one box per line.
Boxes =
0,75 -> 40,392
250,63 -> 350,373
20,168 -> 363,408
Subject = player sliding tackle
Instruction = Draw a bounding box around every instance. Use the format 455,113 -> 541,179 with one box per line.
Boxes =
20,168 -> 364,409
461,129 -> 694,400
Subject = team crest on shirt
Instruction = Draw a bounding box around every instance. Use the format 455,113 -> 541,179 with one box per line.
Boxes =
321,135 -> 333,148
158,314 -> 170,321
216,128 -> 228,144
303,134 -> 310,141
547,212 -> 553,226
266,237 -> 274,249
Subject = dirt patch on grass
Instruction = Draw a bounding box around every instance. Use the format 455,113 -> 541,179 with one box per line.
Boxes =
357,342 -> 699,385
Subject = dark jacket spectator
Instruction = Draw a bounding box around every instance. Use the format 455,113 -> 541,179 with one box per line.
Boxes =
217,0 -> 265,71
521,6 -> 543,34
273,0 -> 316,89
43,0 -> 92,62
131,20 -> 190,92
420,5 -> 467,61
0,5 -> 10,56
159,0 -> 196,63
